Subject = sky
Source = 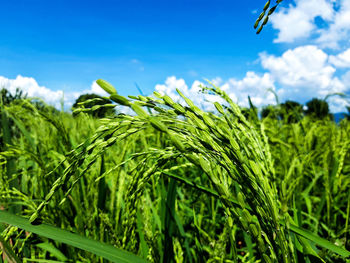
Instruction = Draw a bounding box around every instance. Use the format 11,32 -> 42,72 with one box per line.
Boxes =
1,0 -> 350,112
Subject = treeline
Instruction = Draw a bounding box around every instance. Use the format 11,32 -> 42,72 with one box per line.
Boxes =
1,88 -> 349,122
243,97 -> 350,124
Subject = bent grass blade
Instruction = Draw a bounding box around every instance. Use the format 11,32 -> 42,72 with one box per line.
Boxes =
0,211 -> 147,263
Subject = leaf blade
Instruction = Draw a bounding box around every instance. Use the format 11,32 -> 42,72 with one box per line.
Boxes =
0,211 -> 147,263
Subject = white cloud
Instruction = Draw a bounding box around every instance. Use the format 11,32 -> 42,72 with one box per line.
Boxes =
0,75 -> 65,109
155,76 -> 188,102
260,45 -> 349,112
316,0 -> 350,49
220,72 -> 276,107
260,45 -> 335,89
150,47 -> 350,114
155,76 -> 229,112
270,0 -> 350,49
329,48 -> 350,68
155,76 -> 221,112
153,45 -> 350,113
0,76 -> 112,110
270,0 -> 334,43
154,73 -> 276,112
327,96 -> 348,112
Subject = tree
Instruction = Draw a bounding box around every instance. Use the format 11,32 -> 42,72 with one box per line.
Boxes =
261,101 -> 303,123
304,98 -> 333,120
0,88 -> 26,105
261,104 -> 279,119
31,100 -> 60,115
72,93 -> 115,118
279,100 -> 303,123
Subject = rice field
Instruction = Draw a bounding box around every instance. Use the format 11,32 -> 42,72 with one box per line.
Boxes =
0,81 -> 349,262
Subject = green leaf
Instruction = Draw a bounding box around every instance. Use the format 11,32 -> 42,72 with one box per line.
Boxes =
288,222 -> 350,258
0,211 -> 147,263
22,259 -> 69,263
297,236 -> 325,263
35,242 -> 68,261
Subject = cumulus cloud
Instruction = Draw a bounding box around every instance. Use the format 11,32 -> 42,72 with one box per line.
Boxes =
0,75 -> 65,109
327,95 -> 349,113
260,45 -> 348,112
154,73 -> 276,112
270,0 -> 350,49
153,46 -> 350,114
0,75 -> 113,110
220,72 -> 276,107
316,0 -> 350,49
329,48 -> 350,68
260,45 -> 335,89
270,0 -> 334,43
155,76 -> 224,112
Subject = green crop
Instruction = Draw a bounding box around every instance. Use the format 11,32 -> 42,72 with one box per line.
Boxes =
0,82 -> 349,262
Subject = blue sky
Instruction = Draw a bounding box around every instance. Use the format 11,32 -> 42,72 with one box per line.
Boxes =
1,0 -> 350,112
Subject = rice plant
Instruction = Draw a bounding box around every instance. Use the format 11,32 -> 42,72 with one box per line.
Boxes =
0,80 -> 349,262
